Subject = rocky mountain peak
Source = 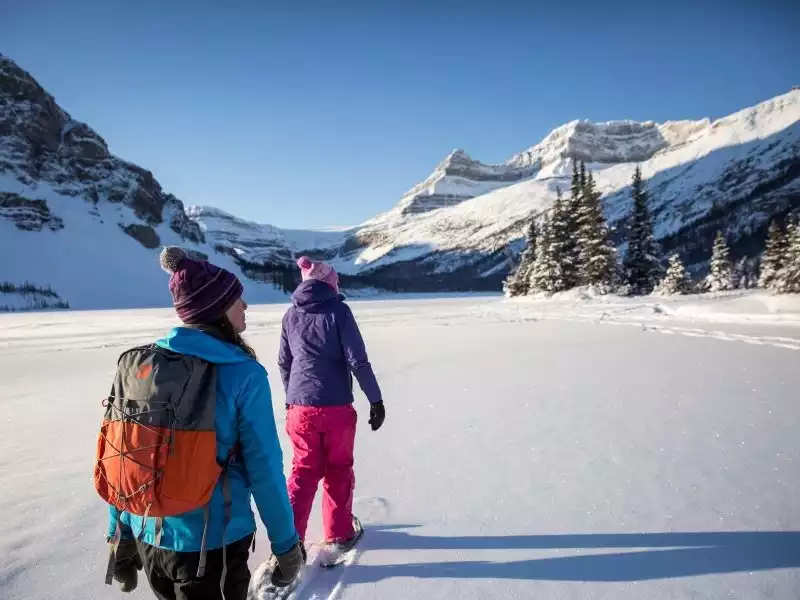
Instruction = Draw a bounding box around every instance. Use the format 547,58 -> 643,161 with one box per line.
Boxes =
0,53 -> 203,245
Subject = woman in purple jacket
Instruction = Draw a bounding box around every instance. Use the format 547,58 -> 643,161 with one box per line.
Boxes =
278,257 -> 385,550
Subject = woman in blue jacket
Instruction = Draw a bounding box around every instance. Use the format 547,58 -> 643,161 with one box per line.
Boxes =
106,247 -> 304,600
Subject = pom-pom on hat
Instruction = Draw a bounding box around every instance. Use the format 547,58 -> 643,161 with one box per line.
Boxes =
297,256 -> 339,293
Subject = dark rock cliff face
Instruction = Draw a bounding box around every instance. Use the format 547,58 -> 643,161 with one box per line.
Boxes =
120,223 -> 161,249
0,192 -> 64,231
0,54 -> 203,248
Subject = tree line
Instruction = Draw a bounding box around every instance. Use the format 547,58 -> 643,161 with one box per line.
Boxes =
504,161 -> 800,297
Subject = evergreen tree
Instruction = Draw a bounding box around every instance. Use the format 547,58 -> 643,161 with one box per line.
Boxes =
576,170 -> 616,290
732,257 -> 746,290
569,160 -> 581,212
579,161 -> 587,192
561,160 -> 582,288
705,230 -> 733,292
503,217 -> 537,297
775,216 -> 800,294
655,253 -> 691,295
550,185 -> 571,274
732,257 -> 759,290
529,190 -> 567,293
758,219 -> 786,289
746,257 -> 761,289
623,166 -> 660,294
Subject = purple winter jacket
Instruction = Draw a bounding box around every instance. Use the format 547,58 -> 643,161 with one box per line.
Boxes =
278,280 -> 383,407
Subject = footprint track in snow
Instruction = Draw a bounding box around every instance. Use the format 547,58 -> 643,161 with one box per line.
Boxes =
607,321 -> 800,351
352,496 -> 392,524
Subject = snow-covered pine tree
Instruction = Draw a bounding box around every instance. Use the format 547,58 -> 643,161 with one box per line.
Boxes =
655,253 -> 691,295
732,257 -> 746,289
529,189 -> 567,294
574,167 -> 592,285
579,161 -> 587,192
705,230 -> 733,292
745,257 -> 760,289
525,218 -> 537,264
551,185 -> 572,273
503,217 -> 537,297
561,160 -> 582,288
758,219 -> 786,289
569,159 -> 581,207
775,215 -> 800,294
732,257 -> 759,289
623,166 -> 660,294
576,170 -> 616,290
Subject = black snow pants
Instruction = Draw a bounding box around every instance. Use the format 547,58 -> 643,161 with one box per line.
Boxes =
137,534 -> 254,600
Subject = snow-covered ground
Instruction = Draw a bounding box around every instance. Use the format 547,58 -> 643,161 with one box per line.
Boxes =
1,293 -> 799,600
504,288 -> 800,330
0,173 -> 293,310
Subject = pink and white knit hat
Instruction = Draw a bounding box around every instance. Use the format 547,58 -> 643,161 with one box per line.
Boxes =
297,256 -> 339,293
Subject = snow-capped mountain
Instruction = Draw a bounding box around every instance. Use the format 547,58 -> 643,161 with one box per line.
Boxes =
0,54 -> 294,309
186,205 -> 347,264
0,56 -> 202,247
373,149 -> 540,219
2,50 -> 799,308
333,89 -> 800,288
508,118 -> 709,173
363,119 -> 709,226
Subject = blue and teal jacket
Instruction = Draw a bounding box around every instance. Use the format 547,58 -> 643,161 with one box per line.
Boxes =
107,327 -> 299,555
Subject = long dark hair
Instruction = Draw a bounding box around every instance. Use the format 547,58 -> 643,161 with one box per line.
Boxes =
216,317 -> 258,360
193,317 -> 257,360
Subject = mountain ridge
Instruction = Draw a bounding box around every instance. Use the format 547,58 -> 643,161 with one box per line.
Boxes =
1,51 -> 798,307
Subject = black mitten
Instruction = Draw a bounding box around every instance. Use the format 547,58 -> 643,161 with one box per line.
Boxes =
368,402 -> 385,431
270,541 -> 307,587
112,539 -> 142,593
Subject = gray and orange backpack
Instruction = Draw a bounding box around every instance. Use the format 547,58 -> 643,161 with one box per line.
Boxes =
94,343 -> 235,584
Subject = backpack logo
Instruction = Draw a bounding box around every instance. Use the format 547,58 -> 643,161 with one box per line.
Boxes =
136,363 -> 153,380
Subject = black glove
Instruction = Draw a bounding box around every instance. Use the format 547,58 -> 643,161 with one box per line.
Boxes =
270,541 -> 307,587
111,539 -> 142,593
368,402 -> 385,431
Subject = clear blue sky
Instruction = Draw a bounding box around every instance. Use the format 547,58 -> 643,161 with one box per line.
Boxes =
2,0 -> 798,229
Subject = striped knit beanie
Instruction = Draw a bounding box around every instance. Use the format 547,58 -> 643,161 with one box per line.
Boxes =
159,247 -> 243,325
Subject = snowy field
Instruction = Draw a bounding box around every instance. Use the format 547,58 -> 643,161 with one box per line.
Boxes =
1,292 -> 799,600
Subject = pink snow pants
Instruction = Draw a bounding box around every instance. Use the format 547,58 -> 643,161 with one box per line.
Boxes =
286,405 -> 357,542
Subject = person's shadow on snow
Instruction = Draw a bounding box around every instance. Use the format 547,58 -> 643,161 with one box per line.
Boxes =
342,526 -> 800,582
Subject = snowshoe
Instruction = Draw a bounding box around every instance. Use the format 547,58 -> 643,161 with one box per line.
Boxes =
319,516 -> 364,568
